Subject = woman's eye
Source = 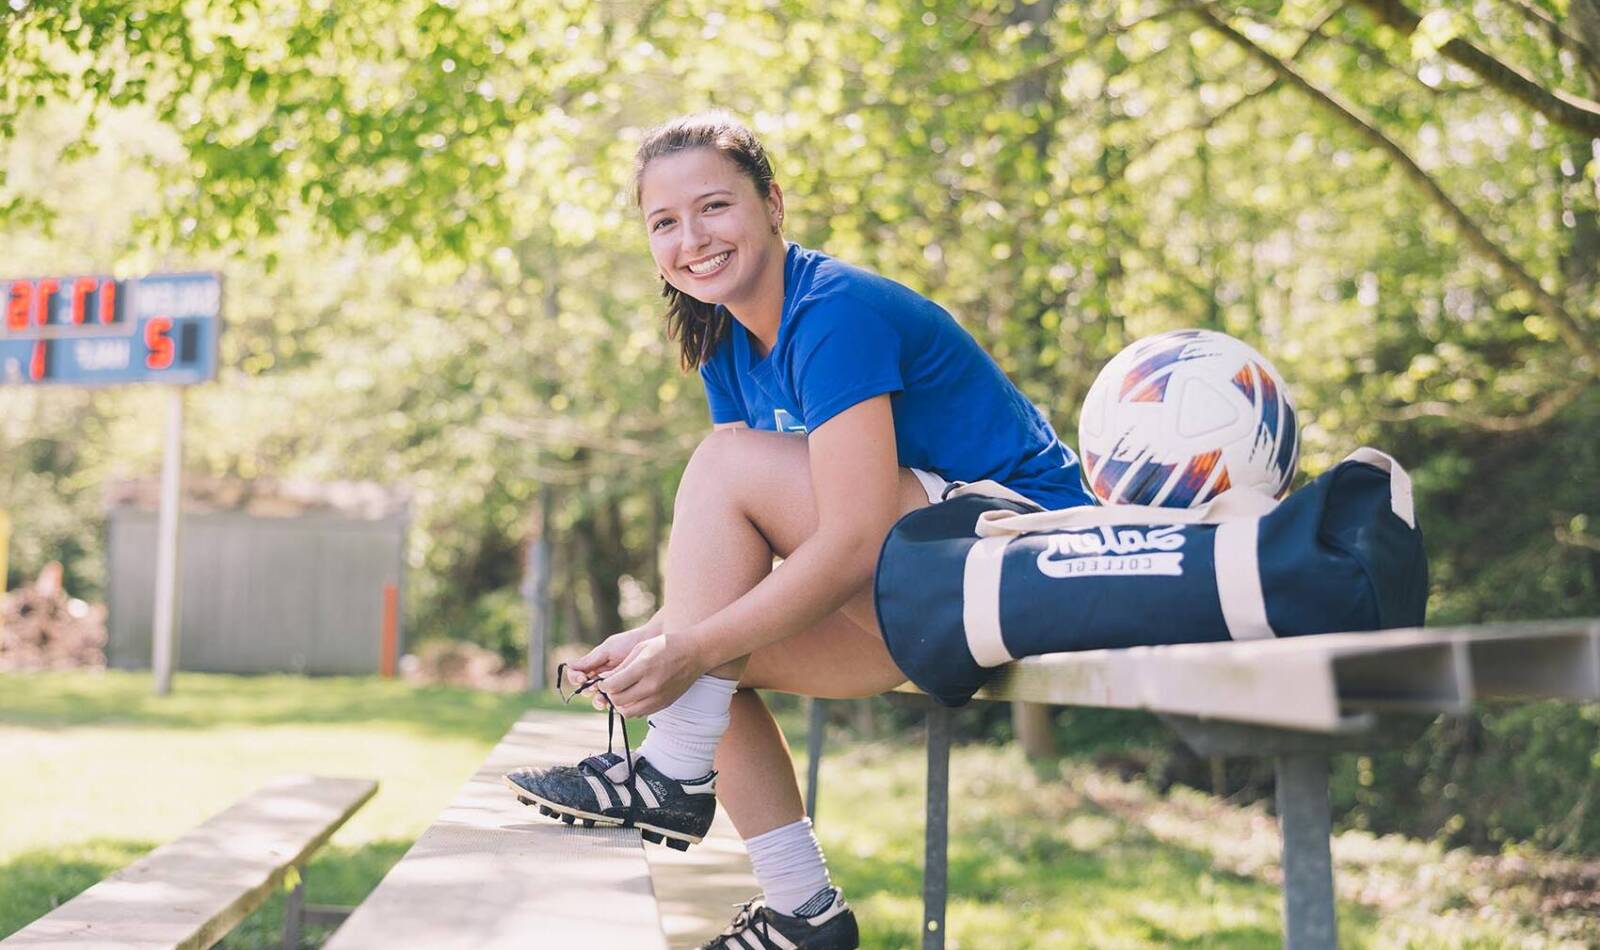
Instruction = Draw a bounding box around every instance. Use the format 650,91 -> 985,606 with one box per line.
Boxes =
652,218 -> 673,232
704,201 -> 727,211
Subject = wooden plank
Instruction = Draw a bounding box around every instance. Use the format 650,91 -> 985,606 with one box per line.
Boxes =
3,775 -> 376,950
901,619 -> 1600,733
645,806 -> 757,949
323,710 -> 668,950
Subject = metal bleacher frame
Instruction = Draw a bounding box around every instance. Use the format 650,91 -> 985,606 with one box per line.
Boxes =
804,618 -> 1600,950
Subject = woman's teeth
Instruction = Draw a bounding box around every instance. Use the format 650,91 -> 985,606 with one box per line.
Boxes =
687,251 -> 731,276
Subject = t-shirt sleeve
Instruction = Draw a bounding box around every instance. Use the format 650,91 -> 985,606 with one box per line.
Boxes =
699,360 -> 745,425
790,296 -> 905,430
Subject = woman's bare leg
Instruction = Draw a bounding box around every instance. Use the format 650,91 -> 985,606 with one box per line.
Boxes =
713,689 -> 804,839
657,427 -> 925,837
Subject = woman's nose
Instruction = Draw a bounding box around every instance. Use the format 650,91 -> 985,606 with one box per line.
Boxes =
679,215 -> 710,249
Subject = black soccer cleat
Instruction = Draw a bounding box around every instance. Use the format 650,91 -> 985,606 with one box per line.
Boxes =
699,888 -> 859,949
505,751 -> 717,849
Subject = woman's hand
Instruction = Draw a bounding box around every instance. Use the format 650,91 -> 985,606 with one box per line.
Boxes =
596,633 -> 706,718
567,623 -> 660,707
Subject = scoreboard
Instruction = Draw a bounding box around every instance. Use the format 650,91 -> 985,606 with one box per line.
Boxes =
0,271 -> 221,386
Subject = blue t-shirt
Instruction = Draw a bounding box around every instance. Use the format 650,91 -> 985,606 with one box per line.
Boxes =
699,243 -> 1092,511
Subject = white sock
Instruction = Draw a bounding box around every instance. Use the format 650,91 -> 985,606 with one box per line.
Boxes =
745,817 -> 834,916
636,673 -> 738,780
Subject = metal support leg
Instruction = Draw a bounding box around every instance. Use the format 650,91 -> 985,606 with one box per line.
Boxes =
281,870 -> 304,950
1275,753 -> 1337,950
923,700 -> 952,950
805,698 -> 826,822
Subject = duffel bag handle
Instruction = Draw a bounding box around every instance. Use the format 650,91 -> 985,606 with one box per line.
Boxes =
970,485 -> 1278,537
1341,447 -> 1415,528
967,447 -> 1414,537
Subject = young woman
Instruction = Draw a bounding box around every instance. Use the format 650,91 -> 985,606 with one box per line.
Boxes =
506,112 -> 1093,950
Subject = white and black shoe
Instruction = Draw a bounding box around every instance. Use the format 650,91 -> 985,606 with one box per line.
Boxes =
504,751 -> 717,850
505,662 -> 717,850
699,887 -> 859,949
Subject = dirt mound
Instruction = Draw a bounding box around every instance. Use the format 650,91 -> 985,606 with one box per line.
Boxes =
0,562 -> 108,672
400,639 -> 526,692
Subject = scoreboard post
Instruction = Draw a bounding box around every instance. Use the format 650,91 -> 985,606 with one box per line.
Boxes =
2,271 -> 222,695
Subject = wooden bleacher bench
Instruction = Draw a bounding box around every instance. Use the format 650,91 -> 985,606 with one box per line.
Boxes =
323,709 -> 756,950
1,775 -> 376,950
801,618 -> 1600,950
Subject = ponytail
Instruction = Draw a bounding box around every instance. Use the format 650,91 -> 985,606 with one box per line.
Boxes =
661,280 -> 730,372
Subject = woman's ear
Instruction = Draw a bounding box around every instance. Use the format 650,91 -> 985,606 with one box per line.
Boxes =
768,182 -> 785,233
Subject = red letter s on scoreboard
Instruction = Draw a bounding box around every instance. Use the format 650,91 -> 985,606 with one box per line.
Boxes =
144,316 -> 175,369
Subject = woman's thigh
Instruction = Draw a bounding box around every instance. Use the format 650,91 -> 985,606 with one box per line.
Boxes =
738,589 -> 908,698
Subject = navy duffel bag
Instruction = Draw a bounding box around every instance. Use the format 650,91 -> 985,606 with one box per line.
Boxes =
873,448 -> 1429,707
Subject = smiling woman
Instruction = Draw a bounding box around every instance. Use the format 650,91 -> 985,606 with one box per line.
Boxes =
502,111 -> 1095,950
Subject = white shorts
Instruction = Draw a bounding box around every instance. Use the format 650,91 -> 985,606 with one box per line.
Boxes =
909,468 -> 1044,511
910,468 -> 955,506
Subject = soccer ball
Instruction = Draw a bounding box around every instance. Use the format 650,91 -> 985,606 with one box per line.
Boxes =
1077,329 -> 1299,508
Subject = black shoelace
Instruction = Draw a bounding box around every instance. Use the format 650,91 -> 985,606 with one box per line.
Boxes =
555,661 -> 640,821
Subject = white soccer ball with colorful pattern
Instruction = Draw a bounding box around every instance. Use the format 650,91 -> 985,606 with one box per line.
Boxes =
1077,329 -> 1300,508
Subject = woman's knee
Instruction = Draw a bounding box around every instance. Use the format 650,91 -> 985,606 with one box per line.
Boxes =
676,428 -> 810,517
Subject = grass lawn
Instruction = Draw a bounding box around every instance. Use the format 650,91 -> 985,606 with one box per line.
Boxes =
2,670 -> 1589,948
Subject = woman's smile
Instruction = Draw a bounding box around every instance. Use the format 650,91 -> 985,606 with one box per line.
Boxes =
685,250 -> 733,277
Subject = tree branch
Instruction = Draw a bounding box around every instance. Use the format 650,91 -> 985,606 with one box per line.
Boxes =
1555,525 -> 1600,552
1375,377 -> 1592,431
1351,0 -> 1600,137
1195,5 -> 1600,369
1496,0 -> 1600,88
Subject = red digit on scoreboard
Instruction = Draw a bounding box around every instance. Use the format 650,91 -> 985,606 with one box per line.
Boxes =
71,278 -> 95,325
29,341 -> 48,381
6,280 -> 31,331
144,316 -> 175,369
99,279 -> 117,324
35,278 -> 58,326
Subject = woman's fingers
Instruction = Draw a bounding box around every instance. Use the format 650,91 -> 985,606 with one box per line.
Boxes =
601,643 -> 648,694
599,642 -> 661,714
569,646 -> 612,680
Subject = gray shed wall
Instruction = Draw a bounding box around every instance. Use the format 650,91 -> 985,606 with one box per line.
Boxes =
106,511 -> 405,675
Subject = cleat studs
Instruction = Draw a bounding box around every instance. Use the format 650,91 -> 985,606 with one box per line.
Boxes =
517,796 -> 533,806
582,819 -> 595,828
641,831 -> 663,844
666,838 -> 690,851
561,814 -> 575,824
538,805 -> 555,816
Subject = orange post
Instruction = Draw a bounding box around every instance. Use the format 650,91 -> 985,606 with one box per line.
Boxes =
380,583 -> 399,678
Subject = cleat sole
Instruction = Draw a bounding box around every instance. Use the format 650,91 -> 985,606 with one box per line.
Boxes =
635,821 -> 704,850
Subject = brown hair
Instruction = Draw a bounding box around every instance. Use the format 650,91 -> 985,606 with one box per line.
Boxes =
634,111 -> 778,370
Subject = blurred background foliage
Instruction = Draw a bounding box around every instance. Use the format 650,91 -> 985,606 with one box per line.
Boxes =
2,0 -> 1597,850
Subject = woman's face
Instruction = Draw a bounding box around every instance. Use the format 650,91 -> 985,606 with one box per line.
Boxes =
640,148 -> 783,308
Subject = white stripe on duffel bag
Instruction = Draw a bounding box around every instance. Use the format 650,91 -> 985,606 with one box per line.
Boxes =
1214,518 -> 1273,640
955,447 -> 1414,650
962,535 -> 1016,666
